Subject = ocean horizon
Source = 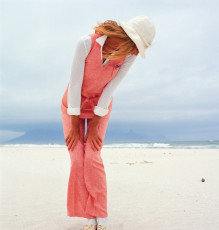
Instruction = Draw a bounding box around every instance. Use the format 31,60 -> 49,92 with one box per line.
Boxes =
1,140 -> 219,149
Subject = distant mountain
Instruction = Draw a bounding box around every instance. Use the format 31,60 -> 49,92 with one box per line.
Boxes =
4,127 -> 65,144
2,122 -> 169,144
105,128 -> 168,143
3,119 -> 217,144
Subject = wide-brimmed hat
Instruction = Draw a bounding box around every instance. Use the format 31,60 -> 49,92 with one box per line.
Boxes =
119,15 -> 156,59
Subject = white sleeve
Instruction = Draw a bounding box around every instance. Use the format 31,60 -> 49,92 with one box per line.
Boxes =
67,35 -> 91,115
93,54 -> 137,116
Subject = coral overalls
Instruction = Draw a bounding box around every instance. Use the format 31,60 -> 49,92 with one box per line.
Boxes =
60,32 -> 126,218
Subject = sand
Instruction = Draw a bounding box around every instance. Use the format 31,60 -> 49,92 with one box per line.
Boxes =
0,147 -> 219,230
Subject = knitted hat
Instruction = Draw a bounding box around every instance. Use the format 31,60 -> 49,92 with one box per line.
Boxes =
119,15 -> 156,58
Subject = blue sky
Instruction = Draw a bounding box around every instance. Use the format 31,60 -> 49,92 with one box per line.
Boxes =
1,0 -> 219,139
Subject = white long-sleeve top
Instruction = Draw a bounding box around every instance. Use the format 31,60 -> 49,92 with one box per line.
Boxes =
67,34 -> 137,117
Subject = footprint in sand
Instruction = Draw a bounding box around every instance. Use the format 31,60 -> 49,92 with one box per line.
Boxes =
140,160 -> 152,164
126,162 -> 135,165
126,160 -> 152,165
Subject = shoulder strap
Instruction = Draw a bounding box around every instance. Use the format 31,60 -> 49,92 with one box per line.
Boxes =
88,33 -> 98,51
88,32 -> 103,51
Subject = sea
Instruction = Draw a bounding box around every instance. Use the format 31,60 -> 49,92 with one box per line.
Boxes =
0,140 -> 219,149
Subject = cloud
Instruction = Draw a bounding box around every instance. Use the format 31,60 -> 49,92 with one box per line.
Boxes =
0,0 -> 219,124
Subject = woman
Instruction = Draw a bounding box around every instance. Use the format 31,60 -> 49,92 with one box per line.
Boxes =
60,15 -> 156,230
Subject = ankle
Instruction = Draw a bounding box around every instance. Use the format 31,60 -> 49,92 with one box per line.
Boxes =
96,217 -> 109,227
87,217 -> 97,226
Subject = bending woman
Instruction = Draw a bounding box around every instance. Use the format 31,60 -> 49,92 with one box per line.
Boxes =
60,15 -> 156,230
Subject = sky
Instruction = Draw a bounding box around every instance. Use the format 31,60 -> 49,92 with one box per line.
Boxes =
0,0 -> 219,139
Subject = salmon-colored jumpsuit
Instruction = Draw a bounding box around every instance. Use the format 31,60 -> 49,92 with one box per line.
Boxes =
60,32 -> 126,218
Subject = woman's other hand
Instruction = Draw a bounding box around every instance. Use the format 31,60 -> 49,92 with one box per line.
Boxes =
65,115 -> 83,151
84,115 -> 103,151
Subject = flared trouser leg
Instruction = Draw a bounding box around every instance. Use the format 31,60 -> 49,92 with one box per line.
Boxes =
83,114 -> 111,217
61,111 -> 111,218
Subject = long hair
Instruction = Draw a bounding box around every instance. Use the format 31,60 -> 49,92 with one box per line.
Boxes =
92,20 -> 139,60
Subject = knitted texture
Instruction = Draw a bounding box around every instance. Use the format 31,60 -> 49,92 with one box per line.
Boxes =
60,32 -> 126,118
61,111 -> 111,218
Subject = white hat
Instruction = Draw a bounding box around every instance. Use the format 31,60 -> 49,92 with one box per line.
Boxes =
119,15 -> 156,59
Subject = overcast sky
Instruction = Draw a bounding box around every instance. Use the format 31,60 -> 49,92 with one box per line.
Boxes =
1,0 -> 219,125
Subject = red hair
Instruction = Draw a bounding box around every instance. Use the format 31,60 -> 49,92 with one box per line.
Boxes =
92,20 -> 139,60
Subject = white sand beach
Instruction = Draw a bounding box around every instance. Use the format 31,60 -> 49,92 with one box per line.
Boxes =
0,147 -> 219,230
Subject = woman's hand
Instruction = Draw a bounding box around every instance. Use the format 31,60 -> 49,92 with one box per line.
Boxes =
84,115 -> 103,151
65,115 -> 83,151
